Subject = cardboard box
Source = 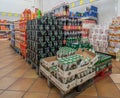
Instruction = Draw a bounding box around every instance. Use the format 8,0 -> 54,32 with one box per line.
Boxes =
40,64 -> 77,92
40,65 -> 51,77
77,71 -> 95,85
40,56 -> 58,68
76,49 -> 98,64
57,49 -> 98,78
49,74 -> 77,92
57,67 -> 77,78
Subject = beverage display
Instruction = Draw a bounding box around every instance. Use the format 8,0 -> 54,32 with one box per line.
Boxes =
26,12 -> 63,69
39,48 -> 98,92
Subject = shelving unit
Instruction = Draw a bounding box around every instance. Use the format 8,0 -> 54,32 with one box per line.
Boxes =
0,22 -> 12,39
14,21 -> 21,53
108,17 -> 120,56
19,20 -> 27,58
81,16 -> 98,21
10,24 -> 15,48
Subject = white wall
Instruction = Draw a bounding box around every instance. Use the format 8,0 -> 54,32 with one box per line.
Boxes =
0,0 -> 35,13
0,0 -> 42,21
42,0 -> 76,12
117,0 -> 120,16
42,0 -> 117,25
70,0 -> 117,25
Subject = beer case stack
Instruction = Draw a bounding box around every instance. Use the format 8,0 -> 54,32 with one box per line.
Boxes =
26,12 -> 63,72
19,20 -> 27,58
89,26 -> 109,54
53,4 -> 82,49
94,53 -> 112,81
39,48 -> 98,93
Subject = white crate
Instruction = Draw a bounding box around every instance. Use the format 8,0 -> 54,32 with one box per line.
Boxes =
77,75 -> 88,85
77,71 -> 95,85
91,56 -> 98,66
57,67 -> 77,78
77,65 -> 88,74
57,63 -> 92,78
40,65 -> 51,77
50,74 -> 77,92
87,72 -> 95,79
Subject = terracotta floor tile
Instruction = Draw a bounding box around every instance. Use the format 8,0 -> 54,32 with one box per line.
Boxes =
0,60 -> 25,78
50,87 -> 59,94
8,78 -> 35,91
110,74 -> 120,83
95,77 -> 120,98
23,69 -> 38,79
116,84 -> 120,90
48,93 -> 60,98
76,95 -> 98,98
23,92 -> 48,98
80,85 -> 97,96
99,97 -> 120,98
0,55 -> 20,62
7,67 -> 29,78
0,91 -> 24,98
112,68 -> 120,74
114,61 -> 120,69
0,90 -> 3,94
29,78 -> 50,93
0,56 -> 21,69
0,77 -> 18,89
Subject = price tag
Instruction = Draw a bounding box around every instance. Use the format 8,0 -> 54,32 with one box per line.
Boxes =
14,13 -> 18,17
90,0 -> 95,3
8,13 -> 12,16
80,0 -> 83,5
2,12 -> 6,16
71,2 -> 75,8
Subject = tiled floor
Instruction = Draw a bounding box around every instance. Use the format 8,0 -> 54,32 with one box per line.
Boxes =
0,40 -> 120,98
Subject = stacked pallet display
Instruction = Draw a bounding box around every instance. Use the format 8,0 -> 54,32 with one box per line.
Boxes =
26,12 -> 63,73
39,47 -> 98,97
89,25 -> 109,53
0,20 -> 11,39
94,53 -> 112,81
39,47 -> 112,98
53,5 -> 97,50
14,21 -> 21,53
19,21 -> 27,58
108,17 -> 120,56
10,24 -> 15,48
53,4 -> 83,50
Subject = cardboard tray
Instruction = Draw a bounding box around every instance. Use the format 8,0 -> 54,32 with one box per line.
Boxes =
77,71 -> 95,85
40,56 -> 58,68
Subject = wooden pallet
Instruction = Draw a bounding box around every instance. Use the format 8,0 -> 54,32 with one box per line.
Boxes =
39,68 -> 94,98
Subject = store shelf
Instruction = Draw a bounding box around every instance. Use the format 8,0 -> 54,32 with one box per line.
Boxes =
81,17 -> 98,21
0,30 -> 11,32
109,34 -> 120,36
109,40 -> 120,42
109,46 -> 115,48
0,38 -> 8,40
0,23 -> 12,25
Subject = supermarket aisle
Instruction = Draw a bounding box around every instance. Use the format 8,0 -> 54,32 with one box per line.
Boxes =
0,40 -> 120,98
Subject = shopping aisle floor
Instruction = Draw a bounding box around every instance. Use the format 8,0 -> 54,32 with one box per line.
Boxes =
0,40 -> 120,98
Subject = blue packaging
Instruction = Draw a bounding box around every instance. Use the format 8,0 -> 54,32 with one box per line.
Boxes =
90,6 -> 98,12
